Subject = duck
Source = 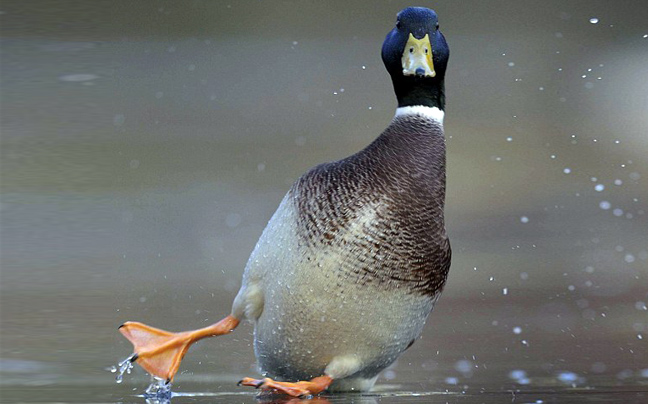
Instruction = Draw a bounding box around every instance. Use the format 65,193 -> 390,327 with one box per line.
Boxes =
119,6 -> 451,397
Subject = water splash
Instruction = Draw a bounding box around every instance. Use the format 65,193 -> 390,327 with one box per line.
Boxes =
110,355 -> 173,402
111,353 -> 136,384
144,376 -> 173,402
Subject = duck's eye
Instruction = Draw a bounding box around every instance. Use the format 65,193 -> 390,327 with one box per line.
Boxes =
396,21 -> 401,29
409,47 -> 414,53
424,48 -> 428,54
436,22 -> 440,30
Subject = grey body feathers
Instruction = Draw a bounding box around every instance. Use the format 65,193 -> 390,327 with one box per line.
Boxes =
232,112 -> 451,390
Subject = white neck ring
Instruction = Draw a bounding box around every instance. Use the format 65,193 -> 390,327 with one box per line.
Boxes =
394,105 -> 444,125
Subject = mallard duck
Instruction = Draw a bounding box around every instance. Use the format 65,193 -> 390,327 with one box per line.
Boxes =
119,6 -> 451,397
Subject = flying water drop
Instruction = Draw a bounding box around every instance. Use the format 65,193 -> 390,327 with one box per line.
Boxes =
113,353 -> 136,384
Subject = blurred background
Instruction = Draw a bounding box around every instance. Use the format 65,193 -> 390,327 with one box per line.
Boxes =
1,0 -> 647,402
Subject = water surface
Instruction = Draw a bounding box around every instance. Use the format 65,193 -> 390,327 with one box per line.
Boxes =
1,1 -> 647,403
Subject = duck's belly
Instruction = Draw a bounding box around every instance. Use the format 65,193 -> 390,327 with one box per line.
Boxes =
250,204 -> 437,383
255,278 -> 435,383
237,195 -> 440,388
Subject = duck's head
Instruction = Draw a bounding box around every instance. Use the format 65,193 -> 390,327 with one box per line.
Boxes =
382,7 -> 449,110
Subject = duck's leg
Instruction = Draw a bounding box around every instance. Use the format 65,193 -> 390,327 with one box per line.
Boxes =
237,354 -> 364,397
118,315 -> 240,382
238,375 -> 333,398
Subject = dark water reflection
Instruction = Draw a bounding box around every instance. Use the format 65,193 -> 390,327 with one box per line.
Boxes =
2,0 -> 647,403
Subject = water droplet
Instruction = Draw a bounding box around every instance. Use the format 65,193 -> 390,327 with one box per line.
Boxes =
113,114 -> 126,126
589,18 -> 599,24
59,73 -> 99,82
445,377 -> 458,385
557,371 -> 579,383
599,201 -> 611,210
454,359 -> 473,374
594,184 -> 605,192
513,326 -> 522,334
113,354 -> 136,384
225,213 -> 241,228
563,168 -> 571,174
520,216 -> 529,223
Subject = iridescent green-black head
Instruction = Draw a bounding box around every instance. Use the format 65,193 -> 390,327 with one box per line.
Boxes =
382,7 -> 450,109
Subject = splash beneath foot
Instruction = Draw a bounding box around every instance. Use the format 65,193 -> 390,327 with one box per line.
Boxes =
144,376 -> 173,402
110,355 -> 173,402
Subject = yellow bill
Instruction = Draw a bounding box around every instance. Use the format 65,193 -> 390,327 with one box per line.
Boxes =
401,33 -> 436,77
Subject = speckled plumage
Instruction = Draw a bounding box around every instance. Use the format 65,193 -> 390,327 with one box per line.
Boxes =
119,7 -> 452,394
232,109 -> 451,391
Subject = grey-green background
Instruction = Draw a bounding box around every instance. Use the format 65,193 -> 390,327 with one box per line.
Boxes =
1,1 -> 647,403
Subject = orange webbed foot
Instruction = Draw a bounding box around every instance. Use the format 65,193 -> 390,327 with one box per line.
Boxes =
118,315 -> 239,382
238,375 -> 333,397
